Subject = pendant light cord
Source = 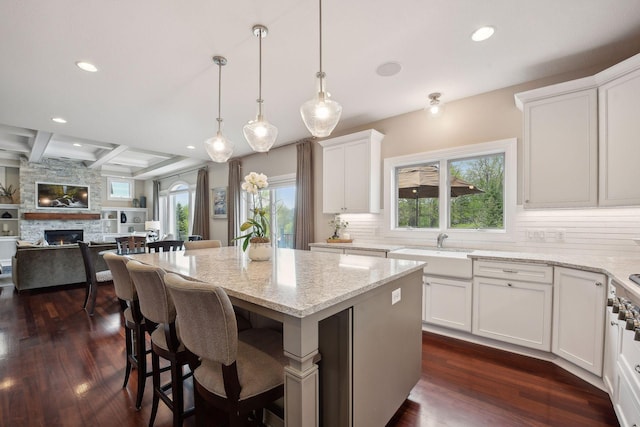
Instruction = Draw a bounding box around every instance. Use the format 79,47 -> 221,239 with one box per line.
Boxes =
318,0 -> 324,94
217,61 -> 222,133
258,28 -> 263,117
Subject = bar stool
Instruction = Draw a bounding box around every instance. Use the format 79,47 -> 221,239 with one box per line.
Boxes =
79,241 -> 113,316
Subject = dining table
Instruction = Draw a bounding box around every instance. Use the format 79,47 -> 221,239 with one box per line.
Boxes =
128,246 -> 425,427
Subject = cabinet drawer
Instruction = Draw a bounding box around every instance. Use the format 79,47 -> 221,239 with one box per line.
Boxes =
620,328 -> 640,393
616,366 -> 640,427
473,260 -> 553,284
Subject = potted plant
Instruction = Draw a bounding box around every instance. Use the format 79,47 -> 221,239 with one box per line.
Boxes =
0,183 -> 17,204
328,214 -> 349,240
233,172 -> 271,260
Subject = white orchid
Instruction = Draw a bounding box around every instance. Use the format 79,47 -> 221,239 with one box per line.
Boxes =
234,172 -> 270,251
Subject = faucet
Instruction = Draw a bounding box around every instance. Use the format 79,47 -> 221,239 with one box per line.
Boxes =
436,233 -> 448,248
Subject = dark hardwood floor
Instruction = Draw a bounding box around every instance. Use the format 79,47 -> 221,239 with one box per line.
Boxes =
0,282 -> 618,427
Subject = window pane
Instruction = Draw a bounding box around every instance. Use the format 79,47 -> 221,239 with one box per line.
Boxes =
396,164 -> 439,228
448,153 -> 504,229
273,187 -> 295,248
170,190 -> 190,240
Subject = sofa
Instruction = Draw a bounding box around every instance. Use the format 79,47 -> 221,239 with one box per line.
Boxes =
12,242 -> 117,291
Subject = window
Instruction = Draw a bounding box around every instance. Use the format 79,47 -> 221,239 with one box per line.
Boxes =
107,177 -> 133,201
243,174 -> 296,249
384,138 -> 516,241
159,183 -> 193,240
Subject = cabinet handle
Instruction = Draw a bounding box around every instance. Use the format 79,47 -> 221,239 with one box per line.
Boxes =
595,282 -> 603,287
635,364 -> 640,374
611,321 -> 618,326
502,269 -> 518,274
507,283 -> 513,287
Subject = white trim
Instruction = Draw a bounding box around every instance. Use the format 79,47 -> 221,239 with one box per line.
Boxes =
383,138 -> 517,244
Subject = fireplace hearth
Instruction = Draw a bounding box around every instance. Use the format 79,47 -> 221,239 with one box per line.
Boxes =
44,229 -> 84,245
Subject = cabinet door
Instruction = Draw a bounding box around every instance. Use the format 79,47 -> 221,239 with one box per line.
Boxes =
553,267 -> 606,375
424,276 -> 472,332
522,88 -> 597,208
342,140 -> 371,213
604,307 -> 621,398
322,145 -> 346,213
473,276 -> 552,351
599,66 -> 640,206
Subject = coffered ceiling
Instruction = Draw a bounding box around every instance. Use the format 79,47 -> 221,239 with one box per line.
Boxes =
1,0 -> 640,179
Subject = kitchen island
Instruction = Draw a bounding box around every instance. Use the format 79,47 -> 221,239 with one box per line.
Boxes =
129,246 -> 425,427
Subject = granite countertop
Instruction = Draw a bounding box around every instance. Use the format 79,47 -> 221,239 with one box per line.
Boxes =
129,246 -> 425,318
309,241 -> 406,252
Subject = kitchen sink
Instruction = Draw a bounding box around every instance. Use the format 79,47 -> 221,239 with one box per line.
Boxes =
387,247 -> 473,278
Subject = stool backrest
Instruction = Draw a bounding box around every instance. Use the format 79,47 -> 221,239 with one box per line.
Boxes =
126,260 -> 174,325
103,252 -> 136,302
147,240 -> 184,253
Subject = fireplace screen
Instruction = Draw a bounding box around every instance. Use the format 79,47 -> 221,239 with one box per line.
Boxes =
44,229 -> 84,245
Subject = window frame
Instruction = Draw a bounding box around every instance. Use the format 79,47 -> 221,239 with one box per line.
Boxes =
383,138 -> 517,243
106,177 -> 134,201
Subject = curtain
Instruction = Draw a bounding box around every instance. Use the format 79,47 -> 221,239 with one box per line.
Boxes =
152,179 -> 160,220
192,168 -> 210,239
227,159 -> 242,246
294,139 -> 314,250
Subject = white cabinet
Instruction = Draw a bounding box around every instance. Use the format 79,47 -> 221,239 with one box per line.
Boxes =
598,57 -> 640,206
0,203 -> 19,237
101,207 -> 147,235
553,267 -> 606,376
604,304 -> 622,399
473,260 -> 553,351
515,81 -> 598,208
424,276 -> 472,332
616,326 -> 640,427
319,129 -> 383,214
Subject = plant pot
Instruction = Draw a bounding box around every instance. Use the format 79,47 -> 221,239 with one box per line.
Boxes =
0,196 -> 13,204
247,241 -> 272,261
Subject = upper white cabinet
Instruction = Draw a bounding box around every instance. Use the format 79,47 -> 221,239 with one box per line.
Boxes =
319,129 -> 384,214
515,79 -> 598,208
597,57 -> 640,206
553,266 -> 606,376
515,52 -> 640,208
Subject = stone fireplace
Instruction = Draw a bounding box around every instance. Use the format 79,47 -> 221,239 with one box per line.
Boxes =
44,229 -> 84,245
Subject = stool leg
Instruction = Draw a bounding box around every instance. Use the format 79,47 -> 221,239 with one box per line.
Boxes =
123,325 -> 133,388
171,361 -> 184,427
135,323 -> 147,410
149,351 -> 160,427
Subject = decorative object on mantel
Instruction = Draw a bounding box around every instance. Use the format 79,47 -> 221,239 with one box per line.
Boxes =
2,211 -> 11,218
232,172 -> 271,261
0,183 -> 16,204
132,198 -> 139,208
120,212 -> 127,223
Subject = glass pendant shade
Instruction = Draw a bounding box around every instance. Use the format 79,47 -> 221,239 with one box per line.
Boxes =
243,113 -> 278,152
204,130 -> 234,163
300,87 -> 342,138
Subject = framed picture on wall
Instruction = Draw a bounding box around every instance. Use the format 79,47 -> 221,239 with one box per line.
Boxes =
36,182 -> 90,209
212,187 -> 227,218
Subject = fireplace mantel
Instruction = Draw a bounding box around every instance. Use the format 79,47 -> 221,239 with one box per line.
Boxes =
23,212 -> 101,220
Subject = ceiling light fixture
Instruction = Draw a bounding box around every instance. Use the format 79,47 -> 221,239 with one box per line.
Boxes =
51,117 -> 67,124
243,25 -> 278,153
426,92 -> 444,117
471,26 -> 495,42
75,61 -> 98,72
204,56 -> 234,163
300,0 -> 342,138
376,61 -> 402,77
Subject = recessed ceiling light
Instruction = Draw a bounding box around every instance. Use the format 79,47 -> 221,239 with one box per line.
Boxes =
471,26 -> 495,42
51,117 -> 67,124
76,61 -> 98,72
186,145 -> 195,150
73,143 -> 82,147
376,61 -> 402,77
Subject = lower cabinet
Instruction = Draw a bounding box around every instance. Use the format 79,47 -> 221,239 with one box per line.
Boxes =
423,275 -> 472,332
472,275 -> 552,351
604,304 -> 622,398
553,267 -> 606,375
616,320 -> 640,426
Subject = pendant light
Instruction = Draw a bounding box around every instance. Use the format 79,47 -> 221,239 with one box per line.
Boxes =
204,56 -> 234,163
300,0 -> 342,138
426,92 -> 444,118
243,25 -> 278,153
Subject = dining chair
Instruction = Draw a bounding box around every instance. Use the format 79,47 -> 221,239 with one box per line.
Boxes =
164,273 -> 287,427
187,235 -> 203,241
115,235 -> 147,254
103,252 -> 151,410
147,240 -> 184,253
183,239 -> 222,250
125,260 -> 197,427
79,241 -> 113,316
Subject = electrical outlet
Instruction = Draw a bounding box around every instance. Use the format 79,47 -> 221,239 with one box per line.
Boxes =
391,288 -> 401,305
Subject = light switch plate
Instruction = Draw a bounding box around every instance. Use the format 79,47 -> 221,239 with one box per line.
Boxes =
391,288 -> 401,305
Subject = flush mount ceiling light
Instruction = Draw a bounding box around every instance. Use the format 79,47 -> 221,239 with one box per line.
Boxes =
51,117 -> 67,124
300,0 -> 342,138
75,61 -> 98,72
376,61 -> 402,77
243,25 -> 278,153
471,26 -> 495,42
204,56 -> 234,163
426,92 -> 444,117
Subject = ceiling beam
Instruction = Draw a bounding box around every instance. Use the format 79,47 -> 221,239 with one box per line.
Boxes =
29,131 -> 53,162
86,145 -> 130,169
132,156 -> 190,178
